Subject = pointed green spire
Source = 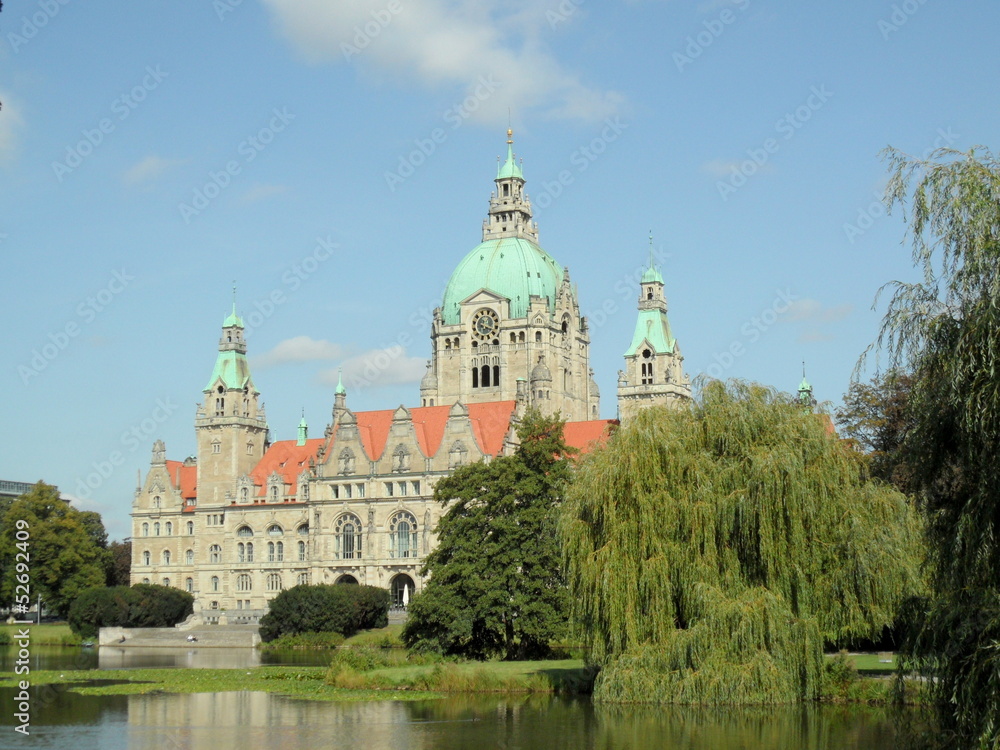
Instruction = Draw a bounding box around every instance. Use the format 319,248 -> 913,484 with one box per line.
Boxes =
798,362 -> 814,408
641,231 -> 664,284
297,409 -> 308,446
497,128 -> 524,180
335,368 -> 346,396
224,281 -> 243,328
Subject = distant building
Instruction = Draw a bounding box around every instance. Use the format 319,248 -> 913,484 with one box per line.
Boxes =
130,132 -> 691,620
0,480 -> 40,503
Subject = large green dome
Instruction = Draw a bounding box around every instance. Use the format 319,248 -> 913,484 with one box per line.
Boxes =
441,237 -> 562,325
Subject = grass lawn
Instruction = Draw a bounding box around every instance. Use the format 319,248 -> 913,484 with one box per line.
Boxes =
0,666 -> 441,701
0,623 -> 80,645
340,625 -> 404,648
825,652 -> 897,674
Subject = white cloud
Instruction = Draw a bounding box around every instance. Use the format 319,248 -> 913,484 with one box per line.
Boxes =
260,0 -> 623,123
784,299 -> 853,324
123,155 -> 184,185
255,336 -> 346,367
240,183 -> 290,203
320,347 -> 427,391
0,92 -> 25,163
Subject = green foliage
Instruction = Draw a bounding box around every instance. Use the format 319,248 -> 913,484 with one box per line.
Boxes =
835,369 -> 917,493
0,631 -> 10,646
562,381 -> 925,705
872,146 -> 1000,749
0,482 -> 107,617
402,409 -> 572,660
105,540 -> 131,587
67,584 -> 194,638
258,631 -> 345,651
258,583 -> 389,642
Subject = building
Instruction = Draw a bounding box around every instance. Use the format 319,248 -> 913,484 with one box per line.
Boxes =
130,131 -> 690,620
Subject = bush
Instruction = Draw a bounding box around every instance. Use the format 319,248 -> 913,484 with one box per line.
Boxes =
258,631 -> 345,651
67,584 -> 194,638
258,584 -> 390,642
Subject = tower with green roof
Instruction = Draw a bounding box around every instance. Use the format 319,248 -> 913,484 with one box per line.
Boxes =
194,296 -> 270,505
422,131 -> 599,421
617,235 -> 691,420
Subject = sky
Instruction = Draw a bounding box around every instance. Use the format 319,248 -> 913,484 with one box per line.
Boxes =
1,0 -> 997,540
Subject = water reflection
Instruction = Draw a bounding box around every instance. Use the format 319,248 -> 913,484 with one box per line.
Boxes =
0,645 -> 332,672
0,686 -> 910,750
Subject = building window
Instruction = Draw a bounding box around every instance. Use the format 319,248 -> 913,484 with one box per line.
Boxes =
185,549 -> 194,565
344,483 -> 353,499
472,366 -> 479,388
297,523 -> 309,535
154,522 -> 160,536
211,576 -> 220,592
238,543 -> 246,563
296,573 -> 309,586
143,550 -> 151,566
267,524 -> 283,537
246,442 -> 254,455
165,522 -> 172,536
186,521 -> 194,535
246,542 -> 254,562
142,577 -> 150,585
142,523 -> 149,536
399,481 -> 407,496
153,496 -> 161,509
163,578 -> 170,587
240,486 -> 249,502
185,578 -> 194,593
266,573 -> 282,592
449,441 -> 468,469
270,485 -> 280,502
389,511 -> 417,559
212,442 -> 221,454
391,574 -> 415,608
237,525 -> 253,537
411,481 -> 421,495
535,331 -> 542,343
356,483 -> 365,498
385,482 -> 394,497
298,540 -> 306,561
276,541 -> 283,561
209,544 -> 221,563
236,574 -> 252,592
163,550 -> 171,565
268,542 -> 275,562
335,513 -> 363,560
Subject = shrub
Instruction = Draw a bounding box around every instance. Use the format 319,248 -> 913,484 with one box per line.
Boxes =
67,584 -> 194,638
258,631 -> 345,651
258,584 -> 390,642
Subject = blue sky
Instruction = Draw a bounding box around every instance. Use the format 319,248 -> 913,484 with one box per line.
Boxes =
1,0 -> 996,539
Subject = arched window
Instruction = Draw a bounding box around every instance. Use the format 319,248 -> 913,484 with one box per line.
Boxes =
142,577 -> 150,584
209,544 -> 221,563
266,573 -> 283,592
472,366 -> 479,388
389,511 -> 417,558
237,526 -> 253,537
142,523 -> 149,536
211,576 -> 220,592
163,578 -> 170,587
142,550 -> 151,566
297,524 -> 309,535
535,331 -> 542,343
165,522 -> 172,536
296,573 -> 309,586
335,513 -> 363,560
236,573 -> 252,592
267,541 -> 275,562
185,578 -> 194,593
240,486 -> 249,502
153,496 -> 161,509
163,550 -> 171,565
246,542 -> 254,562
185,549 -> 194,565
298,540 -> 306,561
276,541 -> 283,561
186,521 -> 194,535
337,575 -> 359,585
238,543 -> 246,563
391,574 -> 415,608
270,484 -> 280,502
493,364 -> 500,385
267,524 -> 283,536
481,364 -> 490,387
154,522 -> 160,536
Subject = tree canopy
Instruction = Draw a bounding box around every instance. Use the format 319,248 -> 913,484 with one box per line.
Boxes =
0,482 -> 107,617
258,583 -> 389,642
402,409 -> 574,660
871,146 -> 1000,748
561,381 -> 925,705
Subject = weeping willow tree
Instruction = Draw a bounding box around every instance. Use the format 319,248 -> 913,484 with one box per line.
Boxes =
870,147 -> 1000,748
561,380 -> 924,705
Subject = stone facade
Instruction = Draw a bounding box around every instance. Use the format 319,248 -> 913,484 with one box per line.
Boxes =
130,132 -> 688,617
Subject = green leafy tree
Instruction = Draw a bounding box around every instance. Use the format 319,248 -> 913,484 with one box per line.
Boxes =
561,381 -> 925,705
402,409 -> 574,660
869,146 -> 1000,748
105,540 -> 132,587
68,584 -> 194,638
0,482 -> 106,617
835,369 -> 916,493
258,583 -> 389,642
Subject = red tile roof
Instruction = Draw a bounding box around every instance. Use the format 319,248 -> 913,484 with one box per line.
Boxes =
563,419 -> 617,453
164,460 -> 197,499
409,405 -> 452,457
467,401 -> 517,456
250,438 -> 324,497
354,409 -> 394,460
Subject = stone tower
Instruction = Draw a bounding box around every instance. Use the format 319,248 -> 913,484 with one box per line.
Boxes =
194,299 -> 270,505
421,130 -> 599,421
617,238 -> 691,420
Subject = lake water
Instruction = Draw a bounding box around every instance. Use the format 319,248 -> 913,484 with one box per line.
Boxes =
0,647 -> 915,750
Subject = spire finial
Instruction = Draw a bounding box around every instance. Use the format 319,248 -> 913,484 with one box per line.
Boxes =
802,360 -> 806,379
232,280 -> 237,315
648,230 -> 654,269
335,367 -> 346,396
